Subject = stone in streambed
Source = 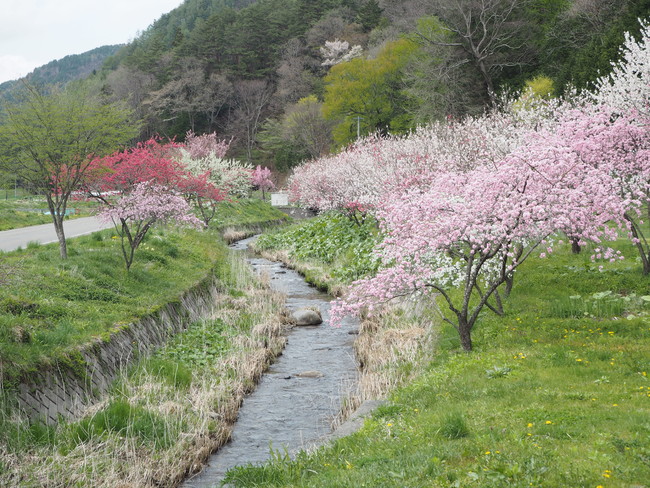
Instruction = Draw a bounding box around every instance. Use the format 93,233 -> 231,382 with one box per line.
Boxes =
295,371 -> 324,378
292,308 -> 322,326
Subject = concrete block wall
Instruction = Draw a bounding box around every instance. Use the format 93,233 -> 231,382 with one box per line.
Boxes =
13,277 -> 221,425
276,206 -> 316,220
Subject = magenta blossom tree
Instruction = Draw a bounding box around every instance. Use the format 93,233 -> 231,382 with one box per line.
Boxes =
98,182 -> 204,270
251,165 -> 275,199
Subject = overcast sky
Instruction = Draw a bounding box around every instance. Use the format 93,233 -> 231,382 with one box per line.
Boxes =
0,0 -> 185,84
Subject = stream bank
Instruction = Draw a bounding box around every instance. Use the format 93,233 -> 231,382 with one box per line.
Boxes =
184,236 -> 361,486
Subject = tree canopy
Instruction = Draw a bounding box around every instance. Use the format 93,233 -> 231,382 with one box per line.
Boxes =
0,83 -> 138,258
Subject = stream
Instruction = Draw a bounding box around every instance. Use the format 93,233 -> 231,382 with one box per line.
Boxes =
183,236 -> 360,487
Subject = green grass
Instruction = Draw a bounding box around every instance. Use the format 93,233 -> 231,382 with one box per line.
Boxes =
0,197 -> 99,230
215,198 -> 289,228
0,199 -> 286,385
226,219 -> 650,487
0,226 -> 221,383
0,199 -> 288,486
255,212 -> 379,284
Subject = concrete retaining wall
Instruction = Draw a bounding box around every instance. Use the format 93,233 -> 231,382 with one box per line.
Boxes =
14,276 -> 221,425
276,206 -> 316,220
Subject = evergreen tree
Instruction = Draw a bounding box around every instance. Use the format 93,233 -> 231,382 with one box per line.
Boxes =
356,0 -> 383,32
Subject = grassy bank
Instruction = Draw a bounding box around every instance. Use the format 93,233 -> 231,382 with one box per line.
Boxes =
230,213 -> 650,487
0,198 -> 286,384
1,245 -> 288,487
0,199 -> 289,486
253,212 -> 379,295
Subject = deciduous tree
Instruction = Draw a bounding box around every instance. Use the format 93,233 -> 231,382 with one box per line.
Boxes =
0,83 -> 138,259
232,80 -> 274,162
323,38 -> 417,146
330,112 -> 630,350
98,182 -> 203,270
251,165 -> 275,199
418,0 -> 534,104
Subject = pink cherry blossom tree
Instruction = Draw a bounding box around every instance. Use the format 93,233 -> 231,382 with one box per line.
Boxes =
177,131 -> 253,200
287,106 -> 565,214
553,106 -> 650,272
299,21 -> 650,351
330,108 -> 635,351
184,130 -> 231,160
98,182 -> 203,270
251,165 -> 275,199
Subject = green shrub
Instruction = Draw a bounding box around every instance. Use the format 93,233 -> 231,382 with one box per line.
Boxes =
256,212 -> 379,283
140,358 -> 193,390
67,400 -> 172,449
438,411 -> 470,439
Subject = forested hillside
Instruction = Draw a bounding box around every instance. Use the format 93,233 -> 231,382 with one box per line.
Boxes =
3,0 -> 650,168
0,45 -> 122,101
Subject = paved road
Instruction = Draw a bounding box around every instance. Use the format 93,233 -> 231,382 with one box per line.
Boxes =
0,217 -> 112,252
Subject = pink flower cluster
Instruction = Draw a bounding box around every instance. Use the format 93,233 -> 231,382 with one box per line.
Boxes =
328,104 -> 650,348
184,130 -> 231,160
98,182 -> 203,230
252,165 -> 275,192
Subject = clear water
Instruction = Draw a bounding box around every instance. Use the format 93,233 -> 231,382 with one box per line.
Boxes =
183,237 -> 359,487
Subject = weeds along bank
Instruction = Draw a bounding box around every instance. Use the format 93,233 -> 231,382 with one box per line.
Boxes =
241,212 -> 650,487
0,199 -> 289,486
252,213 -> 437,421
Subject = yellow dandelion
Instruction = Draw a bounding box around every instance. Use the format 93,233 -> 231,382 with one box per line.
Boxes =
545,420 -> 553,425
527,423 -> 533,428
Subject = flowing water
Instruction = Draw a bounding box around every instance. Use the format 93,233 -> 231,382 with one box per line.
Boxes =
183,236 -> 359,487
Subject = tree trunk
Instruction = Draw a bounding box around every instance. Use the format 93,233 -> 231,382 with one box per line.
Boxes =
571,237 -> 581,254
458,318 -> 473,351
624,212 -> 650,275
54,215 -> 68,259
503,274 -> 514,299
477,59 -> 496,105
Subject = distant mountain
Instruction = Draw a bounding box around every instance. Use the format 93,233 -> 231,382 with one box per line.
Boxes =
0,45 -> 123,100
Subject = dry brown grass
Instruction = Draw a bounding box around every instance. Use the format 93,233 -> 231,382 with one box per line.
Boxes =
221,227 -> 254,244
0,253 -> 290,488
249,250 -> 437,430
255,248 -> 346,297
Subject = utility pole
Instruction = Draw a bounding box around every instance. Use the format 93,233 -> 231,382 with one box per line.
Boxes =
356,115 -> 364,139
